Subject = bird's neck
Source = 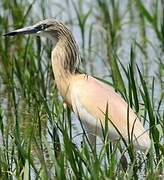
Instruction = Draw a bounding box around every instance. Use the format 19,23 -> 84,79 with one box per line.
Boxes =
51,39 -> 77,104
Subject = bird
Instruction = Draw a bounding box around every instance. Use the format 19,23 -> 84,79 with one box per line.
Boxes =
4,18 -> 151,152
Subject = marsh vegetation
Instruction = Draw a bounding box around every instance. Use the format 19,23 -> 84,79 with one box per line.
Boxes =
0,0 -> 163,179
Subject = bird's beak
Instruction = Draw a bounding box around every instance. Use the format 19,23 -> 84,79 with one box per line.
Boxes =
3,25 -> 38,36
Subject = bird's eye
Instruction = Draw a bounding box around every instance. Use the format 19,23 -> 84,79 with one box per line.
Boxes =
40,24 -> 45,30
36,24 -> 46,31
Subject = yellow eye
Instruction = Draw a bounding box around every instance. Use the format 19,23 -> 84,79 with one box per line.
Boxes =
40,24 -> 45,30
36,24 -> 46,31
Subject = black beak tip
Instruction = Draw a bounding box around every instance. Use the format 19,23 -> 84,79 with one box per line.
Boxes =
3,33 -> 8,36
3,31 -> 17,36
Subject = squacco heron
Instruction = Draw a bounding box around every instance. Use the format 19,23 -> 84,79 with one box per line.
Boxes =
4,18 -> 151,152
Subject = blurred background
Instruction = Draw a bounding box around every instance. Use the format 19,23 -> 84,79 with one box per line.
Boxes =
0,0 -> 163,179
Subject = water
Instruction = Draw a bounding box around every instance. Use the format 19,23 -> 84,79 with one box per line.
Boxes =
0,0 -> 163,149
0,0 -> 163,178
0,0 -> 163,138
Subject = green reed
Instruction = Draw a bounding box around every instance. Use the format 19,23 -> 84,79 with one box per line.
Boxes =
0,0 -> 163,179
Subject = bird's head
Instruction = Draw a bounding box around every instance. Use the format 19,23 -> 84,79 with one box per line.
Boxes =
3,18 -> 72,43
4,18 -> 80,71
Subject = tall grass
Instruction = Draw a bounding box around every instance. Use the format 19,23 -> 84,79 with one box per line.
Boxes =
0,0 -> 163,179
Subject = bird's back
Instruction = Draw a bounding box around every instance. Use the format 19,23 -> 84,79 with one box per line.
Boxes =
70,74 -> 151,151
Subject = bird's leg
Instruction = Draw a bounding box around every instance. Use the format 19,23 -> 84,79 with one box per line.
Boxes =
83,121 -> 98,154
119,143 -> 128,171
87,131 -> 97,152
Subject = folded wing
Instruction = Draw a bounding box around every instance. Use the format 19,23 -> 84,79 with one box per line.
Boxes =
71,74 -> 151,151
